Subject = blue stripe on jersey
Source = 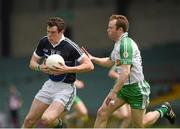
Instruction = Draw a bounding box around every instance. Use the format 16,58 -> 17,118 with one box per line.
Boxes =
49,74 -> 67,82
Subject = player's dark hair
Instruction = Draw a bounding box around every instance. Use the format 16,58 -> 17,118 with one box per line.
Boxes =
47,17 -> 65,32
109,15 -> 129,32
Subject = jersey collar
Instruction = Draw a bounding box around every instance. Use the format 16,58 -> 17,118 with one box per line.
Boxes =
115,32 -> 128,44
119,32 -> 128,41
51,34 -> 65,48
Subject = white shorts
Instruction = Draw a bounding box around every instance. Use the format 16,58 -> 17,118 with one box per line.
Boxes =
35,79 -> 76,111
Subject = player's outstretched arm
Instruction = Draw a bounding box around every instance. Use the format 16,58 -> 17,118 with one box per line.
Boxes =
81,47 -> 114,68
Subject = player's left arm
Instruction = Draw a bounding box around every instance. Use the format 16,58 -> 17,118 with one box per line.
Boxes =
106,64 -> 131,105
111,37 -> 133,92
106,38 -> 133,105
50,53 -> 94,75
68,53 -> 94,73
108,66 -> 119,80
50,44 -> 94,75
111,64 -> 131,93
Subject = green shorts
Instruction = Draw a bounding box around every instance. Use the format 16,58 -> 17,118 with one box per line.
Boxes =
73,96 -> 82,104
117,80 -> 150,109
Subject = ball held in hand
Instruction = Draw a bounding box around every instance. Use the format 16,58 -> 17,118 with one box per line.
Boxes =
46,54 -> 65,68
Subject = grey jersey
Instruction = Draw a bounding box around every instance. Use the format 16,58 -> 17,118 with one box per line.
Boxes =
110,32 -> 144,85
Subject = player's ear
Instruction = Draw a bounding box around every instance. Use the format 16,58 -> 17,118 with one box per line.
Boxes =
60,29 -> 64,33
118,27 -> 123,32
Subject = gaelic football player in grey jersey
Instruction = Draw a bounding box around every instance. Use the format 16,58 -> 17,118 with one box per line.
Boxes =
82,14 -> 176,128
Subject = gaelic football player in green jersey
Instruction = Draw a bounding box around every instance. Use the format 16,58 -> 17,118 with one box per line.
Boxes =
82,14 -> 176,128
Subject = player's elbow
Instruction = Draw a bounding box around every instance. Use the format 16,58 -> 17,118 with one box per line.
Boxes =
122,69 -> 130,77
108,71 -> 114,78
108,73 -> 111,78
29,63 -> 34,70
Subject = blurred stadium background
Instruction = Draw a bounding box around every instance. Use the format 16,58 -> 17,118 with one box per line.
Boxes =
0,0 -> 180,127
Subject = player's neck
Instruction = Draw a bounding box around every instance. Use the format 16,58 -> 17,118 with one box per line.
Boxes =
52,34 -> 64,44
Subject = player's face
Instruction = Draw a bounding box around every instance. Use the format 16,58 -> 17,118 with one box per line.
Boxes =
107,19 -> 120,42
47,26 -> 62,44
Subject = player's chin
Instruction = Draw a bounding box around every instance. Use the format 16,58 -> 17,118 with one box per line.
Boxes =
48,38 -> 54,43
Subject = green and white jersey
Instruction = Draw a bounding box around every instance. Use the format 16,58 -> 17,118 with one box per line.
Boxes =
110,32 -> 144,85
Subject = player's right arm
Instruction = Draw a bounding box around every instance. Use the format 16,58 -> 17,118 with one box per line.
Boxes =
29,54 -> 50,74
29,54 -> 40,70
92,57 -> 113,68
81,47 -> 114,68
29,38 -> 52,74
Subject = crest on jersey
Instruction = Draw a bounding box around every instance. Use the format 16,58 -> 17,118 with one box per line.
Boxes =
123,51 -> 129,58
51,49 -> 56,55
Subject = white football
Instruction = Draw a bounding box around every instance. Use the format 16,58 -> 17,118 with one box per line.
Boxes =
46,54 -> 65,68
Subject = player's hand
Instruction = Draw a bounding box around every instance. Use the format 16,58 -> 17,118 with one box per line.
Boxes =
81,47 -> 93,60
106,90 -> 117,106
48,62 -> 68,75
39,61 -> 51,74
74,79 -> 85,89
40,60 -> 55,75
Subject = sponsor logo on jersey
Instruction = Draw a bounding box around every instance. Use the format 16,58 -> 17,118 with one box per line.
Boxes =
43,48 -> 48,53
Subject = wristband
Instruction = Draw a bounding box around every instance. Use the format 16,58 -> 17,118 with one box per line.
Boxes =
35,64 -> 41,71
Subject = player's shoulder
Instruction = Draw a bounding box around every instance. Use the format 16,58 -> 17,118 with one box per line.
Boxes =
63,37 -> 80,49
64,37 -> 76,45
120,37 -> 137,48
39,36 -> 48,43
36,36 -> 49,48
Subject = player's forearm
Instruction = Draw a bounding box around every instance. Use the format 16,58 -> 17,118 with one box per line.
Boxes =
67,62 -> 94,73
29,55 -> 42,71
108,70 -> 119,80
91,57 -> 113,67
111,69 -> 130,93
29,60 -> 40,71
29,60 -> 41,71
